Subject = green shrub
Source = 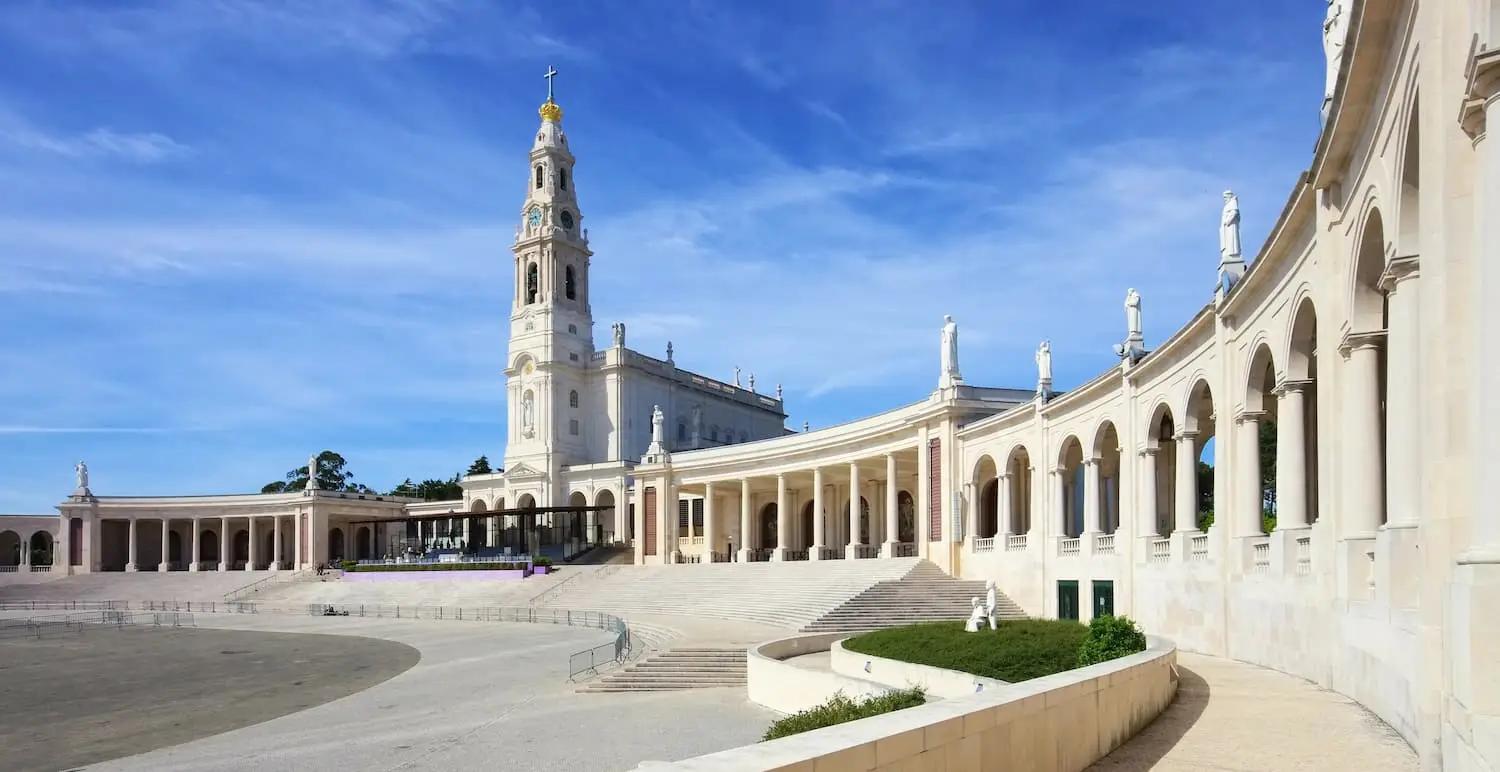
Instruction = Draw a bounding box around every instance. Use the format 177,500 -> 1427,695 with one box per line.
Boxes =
1075,615 -> 1147,666
533,556 -> 554,568
340,559 -> 358,571
843,620 -> 1087,682
763,688 -> 925,741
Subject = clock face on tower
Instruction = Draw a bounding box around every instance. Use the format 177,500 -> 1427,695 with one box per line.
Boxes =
559,210 -> 574,229
527,206 -> 542,227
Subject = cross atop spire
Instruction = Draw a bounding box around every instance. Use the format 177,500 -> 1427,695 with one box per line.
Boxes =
544,65 -> 558,101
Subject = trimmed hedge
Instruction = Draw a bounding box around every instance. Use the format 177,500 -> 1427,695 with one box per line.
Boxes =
763,688 -> 925,741
843,620 -> 1088,682
347,562 -> 531,573
1076,615 -> 1147,666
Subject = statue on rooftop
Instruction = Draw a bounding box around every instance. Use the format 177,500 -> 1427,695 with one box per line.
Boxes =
939,315 -> 963,388
1323,0 -> 1349,108
1220,191 -> 1241,262
1035,340 -> 1053,399
651,404 -> 664,445
306,455 -> 320,490
612,321 -> 626,348
74,461 -> 89,492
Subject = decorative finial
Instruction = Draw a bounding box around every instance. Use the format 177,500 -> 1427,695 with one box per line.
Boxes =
539,65 -> 563,122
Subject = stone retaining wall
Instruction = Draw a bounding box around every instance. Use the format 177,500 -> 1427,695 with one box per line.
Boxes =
746,631 -> 892,715
830,638 -> 1007,699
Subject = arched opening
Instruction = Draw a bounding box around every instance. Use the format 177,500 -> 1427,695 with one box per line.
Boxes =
325,528 -> 342,562
973,455 -> 998,539
199,529 -> 220,566
1147,404 -> 1177,536
595,489 -> 616,545
534,163 -> 544,189
1287,299 -> 1321,526
897,491 -> 916,543
858,497 -> 871,544
565,265 -> 577,300
569,491 -> 588,552
1185,380 -> 1217,531
1247,344 -> 1279,535
232,529 -> 249,566
1093,422 -> 1122,534
1058,437 -> 1084,538
0,530 -> 19,566
569,390 -> 579,408
759,502 -> 778,550
29,532 -> 53,566
70,518 -> 82,565
1004,447 -> 1032,535
1350,210 -> 1390,531
1398,103 -> 1420,257
356,526 -> 372,560
526,262 -> 539,304
800,501 -> 815,549
559,167 -> 568,191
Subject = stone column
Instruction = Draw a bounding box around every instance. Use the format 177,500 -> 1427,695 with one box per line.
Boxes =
997,473 -> 1012,536
1468,65 -> 1500,561
811,468 -> 826,559
917,438 -> 930,549
1051,469 -> 1066,537
271,516 -> 282,571
1275,383 -> 1310,530
191,518 -> 201,571
703,482 -> 717,562
738,478 -> 753,562
1235,412 -> 1264,539
219,517 -> 230,571
56,514 -> 70,576
126,517 -> 138,572
772,474 -> 789,561
1342,338 -> 1386,535
1383,265 -> 1421,528
247,517 -> 257,570
963,481 -> 978,548
882,454 -> 899,556
1139,448 -> 1158,537
294,511 -> 303,569
846,462 -> 861,559
1175,432 -> 1199,533
158,518 -> 171,572
1082,459 -> 1101,535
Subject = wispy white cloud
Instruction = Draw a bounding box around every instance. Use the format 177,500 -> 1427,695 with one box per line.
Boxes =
1,124 -> 191,163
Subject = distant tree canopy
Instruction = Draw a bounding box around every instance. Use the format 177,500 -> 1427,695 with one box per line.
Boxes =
261,450 -> 370,494
264,453 -> 496,502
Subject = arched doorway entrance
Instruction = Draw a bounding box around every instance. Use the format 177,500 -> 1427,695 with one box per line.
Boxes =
29,532 -> 53,567
199,529 -> 220,567
595,489 -> 616,545
973,455 -> 998,540
232,529 -> 249,567
1057,436 -> 1085,538
759,503 -> 778,552
1004,447 -> 1033,536
897,491 -> 916,543
0,531 -> 20,566
327,527 -> 344,562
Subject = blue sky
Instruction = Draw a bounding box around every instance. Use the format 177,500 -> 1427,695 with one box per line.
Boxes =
0,1 -> 1323,512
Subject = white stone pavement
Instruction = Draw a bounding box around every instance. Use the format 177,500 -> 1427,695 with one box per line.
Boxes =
90,615 -> 774,772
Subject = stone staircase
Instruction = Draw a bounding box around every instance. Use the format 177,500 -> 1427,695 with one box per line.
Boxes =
801,561 -> 1027,634
578,647 -> 747,693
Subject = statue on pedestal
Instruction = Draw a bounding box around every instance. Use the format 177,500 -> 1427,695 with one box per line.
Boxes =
1323,0 -> 1349,110
964,596 -> 986,633
74,461 -> 90,493
1219,191 -> 1242,262
611,321 -> 626,348
939,315 -> 963,388
733,367 -> 742,387
1035,340 -> 1053,399
651,405 -> 665,446
1115,290 -> 1146,363
306,455 -> 320,490
520,392 -> 536,439
985,580 -> 999,630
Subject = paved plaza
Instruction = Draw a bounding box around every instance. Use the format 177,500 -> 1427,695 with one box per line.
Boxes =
46,615 -> 774,771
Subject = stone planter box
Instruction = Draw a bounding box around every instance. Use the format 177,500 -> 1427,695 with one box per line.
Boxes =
344,569 -> 528,582
532,566 -> 549,575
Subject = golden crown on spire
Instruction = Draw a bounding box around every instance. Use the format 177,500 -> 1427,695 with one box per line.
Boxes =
539,98 -> 562,122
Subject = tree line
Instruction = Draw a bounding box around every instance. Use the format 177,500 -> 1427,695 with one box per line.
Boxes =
261,451 -> 496,502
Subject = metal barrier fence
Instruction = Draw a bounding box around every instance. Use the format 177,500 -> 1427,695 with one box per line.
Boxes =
0,609 -> 196,640
568,617 -> 631,681
0,600 -> 128,611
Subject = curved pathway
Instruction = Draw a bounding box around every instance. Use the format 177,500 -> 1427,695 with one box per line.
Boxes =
1089,653 -> 1417,771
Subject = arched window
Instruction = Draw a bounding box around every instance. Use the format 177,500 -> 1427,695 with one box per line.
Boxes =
569,390 -> 579,408
526,262 -> 539,304
559,168 -> 568,191
534,164 -> 544,189
565,265 -> 576,299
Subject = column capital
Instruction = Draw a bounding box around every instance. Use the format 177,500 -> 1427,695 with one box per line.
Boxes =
1460,48 -> 1500,140
1234,409 -> 1265,425
1274,378 -> 1315,396
1139,446 -> 1160,458
1378,254 -> 1420,292
1175,429 -> 1199,442
1338,329 -> 1386,356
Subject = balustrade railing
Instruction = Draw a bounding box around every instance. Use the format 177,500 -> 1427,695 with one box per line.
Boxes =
973,537 -> 995,553
854,544 -> 879,559
815,546 -> 842,560
1295,536 -> 1312,576
747,548 -> 771,562
30,565 -> 52,572
784,549 -> 809,561
1059,537 -> 1081,557
1095,534 -> 1116,555
0,565 -> 16,573
687,536 -> 704,546
1189,533 -> 1209,562
1006,534 -> 1027,552
1251,540 -> 1271,573
1149,538 -> 1170,564
892,543 -> 917,557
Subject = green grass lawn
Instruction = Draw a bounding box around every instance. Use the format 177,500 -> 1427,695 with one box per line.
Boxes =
842,620 -> 1089,682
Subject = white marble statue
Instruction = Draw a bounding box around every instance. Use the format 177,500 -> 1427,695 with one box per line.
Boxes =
776,383 -> 783,400
1125,289 -> 1143,343
74,460 -> 89,491
521,391 -> 536,439
733,366 -> 742,387
612,321 -> 626,348
666,341 -> 674,362
964,596 -> 986,633
306,454 -> 320,490
651,404 -> 665,445
985,580 -> 999,630
1323,0 -> 1349,105
748,373 -> 756,393
939,315 -> 963,387
1220,191 -> 1242,261
1035,340 -> 1052,397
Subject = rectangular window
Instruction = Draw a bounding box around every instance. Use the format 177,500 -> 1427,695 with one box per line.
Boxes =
1092,580 -> 1115,619
569,419 -> 579,436
569,353 -> 579,362
643,488 -> 657,556
692,499 -> 704,529
679,499 -> 690,536
928,438 -> 942,541
1058,580 -> 1079,621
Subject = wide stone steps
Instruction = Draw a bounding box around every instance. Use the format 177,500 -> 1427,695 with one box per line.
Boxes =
579,648 -> 747,693
801,563 -> 1027,634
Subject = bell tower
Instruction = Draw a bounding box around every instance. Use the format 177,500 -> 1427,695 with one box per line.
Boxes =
504,66 -> 594,483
